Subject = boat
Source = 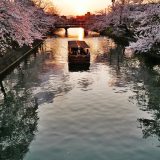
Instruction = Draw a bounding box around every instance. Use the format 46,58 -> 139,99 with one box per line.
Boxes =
68,41 -> 90,64
68,63 -> 90,72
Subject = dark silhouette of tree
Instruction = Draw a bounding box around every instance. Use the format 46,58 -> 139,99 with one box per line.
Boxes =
0,85 -> 38,160
107,44 -> 160,142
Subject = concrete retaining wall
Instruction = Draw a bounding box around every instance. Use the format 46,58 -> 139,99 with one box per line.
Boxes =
0,41 -> 43,80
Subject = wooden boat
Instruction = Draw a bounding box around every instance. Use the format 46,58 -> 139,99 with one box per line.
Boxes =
68,41 -> 90,64
68,63 -> 90,72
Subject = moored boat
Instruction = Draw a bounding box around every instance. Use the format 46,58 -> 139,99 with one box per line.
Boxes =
68,41 -> 90,64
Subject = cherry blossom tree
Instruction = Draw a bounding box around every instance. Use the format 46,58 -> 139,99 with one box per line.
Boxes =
91,0 -> 144,31
0,0 -> 57,55
90,1 -> 159,53
129,3 -> 160,53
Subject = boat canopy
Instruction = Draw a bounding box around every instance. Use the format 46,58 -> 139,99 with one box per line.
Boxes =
68,41 -> 90,49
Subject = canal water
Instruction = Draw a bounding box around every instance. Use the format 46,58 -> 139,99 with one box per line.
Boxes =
1,28 -> 160,160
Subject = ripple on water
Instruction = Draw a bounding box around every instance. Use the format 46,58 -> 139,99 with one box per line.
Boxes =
1,35 -> 160,160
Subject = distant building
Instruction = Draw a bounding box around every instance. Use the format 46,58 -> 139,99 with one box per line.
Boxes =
76,15 -> 85,20
61,16 -> 67,19
85,12 -> 91,18
76,12 -> 94,21
66,12 -> 96,24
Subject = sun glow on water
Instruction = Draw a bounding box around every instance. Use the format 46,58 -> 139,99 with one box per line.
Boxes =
66,28 -> 84,40
78,28 -> 84,40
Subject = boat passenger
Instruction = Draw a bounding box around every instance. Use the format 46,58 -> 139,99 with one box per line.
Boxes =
87,49 -> 89,55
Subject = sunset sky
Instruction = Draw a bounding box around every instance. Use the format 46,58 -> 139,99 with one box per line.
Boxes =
52,0 -> 112,15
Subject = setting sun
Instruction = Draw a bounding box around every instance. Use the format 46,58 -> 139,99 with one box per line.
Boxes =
75,6 -> 87,15
53,0 -> 111,15
74,0 -> 89,14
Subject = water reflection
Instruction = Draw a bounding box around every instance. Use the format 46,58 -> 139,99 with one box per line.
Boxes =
130,65 -> 160,141
106,44 -> 160,142
77,28 -> 84,40
1,29 -> 160,160
0,81 -> 6,97
0,44 -> 73,160
55,28 -> 85,40
68,63 -> 90,72
0,47 -> 45,160
0,81 -> 38,160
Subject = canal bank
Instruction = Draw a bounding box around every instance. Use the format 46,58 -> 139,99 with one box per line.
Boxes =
99,25 -> 135,46
0,40 -> 43,80
99,26 -> 160,59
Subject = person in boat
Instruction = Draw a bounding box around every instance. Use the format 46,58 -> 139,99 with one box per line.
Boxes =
86,49 -> 89,55
80,48 -> 86,55
68,41 -> 90,56
71,48 -> 78,55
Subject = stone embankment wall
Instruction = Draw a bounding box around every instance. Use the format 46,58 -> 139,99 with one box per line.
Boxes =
0,41 -> 42,79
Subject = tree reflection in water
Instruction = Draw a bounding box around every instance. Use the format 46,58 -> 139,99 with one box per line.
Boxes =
0,83 -> 38,160
0,45 -> 44,160
107,44 -> 160,143
135,65 -> 160,140
0,42 -> 75,160
0,81 -> 6,98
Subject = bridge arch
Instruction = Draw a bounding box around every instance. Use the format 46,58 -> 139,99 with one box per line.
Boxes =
55,21 -> 87,37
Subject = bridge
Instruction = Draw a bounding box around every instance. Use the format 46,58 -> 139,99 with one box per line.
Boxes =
55,21 -> 87,37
